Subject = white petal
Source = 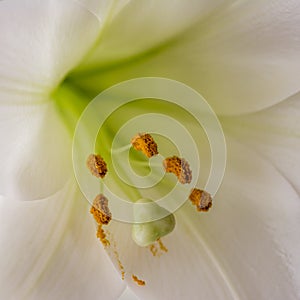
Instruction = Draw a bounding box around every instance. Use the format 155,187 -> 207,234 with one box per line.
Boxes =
71,0 -> 300,115
0,100 -> 72,200
0,180 -> 125,300
193,139 -> 300,299
107,215 -> 241,300
118,287 -> 139,300
103,139 -> 300,299
222,91 -> 300,193
73,0 -> 224,70
0,0 -> 101,96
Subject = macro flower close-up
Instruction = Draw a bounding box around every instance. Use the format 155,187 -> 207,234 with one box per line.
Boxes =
1,1 -> 300,300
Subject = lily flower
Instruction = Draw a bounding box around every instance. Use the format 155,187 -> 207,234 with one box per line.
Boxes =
1,1 -> 300,300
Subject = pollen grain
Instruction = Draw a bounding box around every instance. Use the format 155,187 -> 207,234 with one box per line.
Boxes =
132,274 -> 146,286
131,133 -> 158,158
189,188 -> 212,212
96,225 -> 110,248
90,194 -> 112,225
86,154 -> 108,178
149,244 -> 158,257
108,232 -> 126,280
158,238 -> 168,253
163,156 -> 192,184
149,238 -> 168,257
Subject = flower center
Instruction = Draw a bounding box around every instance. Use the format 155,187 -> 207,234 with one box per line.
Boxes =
52,76 -> 225,285
87,132 -> 213,285
87,132 -> 212,245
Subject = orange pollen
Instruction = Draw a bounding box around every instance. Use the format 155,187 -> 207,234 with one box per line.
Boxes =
189,188 -> 213,212
86,154 -> 108,178
90,194 -> 112,225
131,133 -> 158,158
96,225 -> 110,247
149,244 -> 158,257
116,251 -> 125,280
158,238 -> 168,253
132,275 -> 146,286
163,156 -> 192,184
149,238 -> 168,257
106,231 -> 126,280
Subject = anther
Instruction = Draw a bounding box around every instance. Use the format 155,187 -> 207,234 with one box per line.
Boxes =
131,133 -> 158,158
163,156 -> 192,184
90,194 -> 112,225
86,154 -> 107,178
189,188 -> 212,212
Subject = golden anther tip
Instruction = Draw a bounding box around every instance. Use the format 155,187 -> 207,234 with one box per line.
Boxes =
86,154 -> 107,178
163,156 -> 192,184
90,194 -> 112,225
189,188 -> 212,212
131,133 -> 158,158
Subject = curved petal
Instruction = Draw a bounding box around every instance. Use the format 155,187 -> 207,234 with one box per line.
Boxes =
73,0 -> 225,71
0,180 -> 125,300
103,139 -> 300,299
71,0 -> 300,115
221,91 -> 300,194
189,140 -> 300,299
0,100 -> 72,201
118,287 -> 139,300
0,0 -> 101,98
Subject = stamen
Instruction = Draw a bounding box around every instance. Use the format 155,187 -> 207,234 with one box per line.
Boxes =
90,194 -> 112,225
189,188 -> 212,212
163,156 -> 192,184
132,274 -> 146,286
131,133 -> 158,158
86,154 -> 108,178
